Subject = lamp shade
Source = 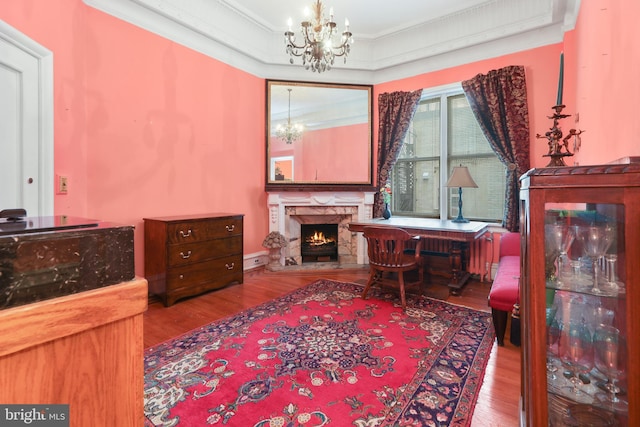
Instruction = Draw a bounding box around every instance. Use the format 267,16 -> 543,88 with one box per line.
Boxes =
446,166 -> 478,188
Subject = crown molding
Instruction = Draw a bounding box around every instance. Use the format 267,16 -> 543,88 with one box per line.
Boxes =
83,0 -> 578,84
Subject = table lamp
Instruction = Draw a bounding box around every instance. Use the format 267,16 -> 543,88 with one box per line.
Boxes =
446,165 -> 478,223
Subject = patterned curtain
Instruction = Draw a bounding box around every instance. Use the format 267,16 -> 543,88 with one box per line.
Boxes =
375,90 -> 423,217
461,65 -> 530,232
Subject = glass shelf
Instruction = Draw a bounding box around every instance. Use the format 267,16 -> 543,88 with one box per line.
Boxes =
543,205 -> 628,426
546,279 -> 626,299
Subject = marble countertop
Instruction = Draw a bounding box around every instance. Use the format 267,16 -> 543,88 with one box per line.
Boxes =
0,216 -> 135,310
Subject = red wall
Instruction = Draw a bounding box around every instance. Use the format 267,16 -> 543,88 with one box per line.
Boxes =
2,0 -> 637,277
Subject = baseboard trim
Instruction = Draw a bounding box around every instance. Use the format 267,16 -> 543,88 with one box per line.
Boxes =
244,251 -> 269,271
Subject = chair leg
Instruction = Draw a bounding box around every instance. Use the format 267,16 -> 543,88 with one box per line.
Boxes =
398,271 -> 407,309
362,268 -> 377,300
491,308 -> 508,346
417,263 -> 426,294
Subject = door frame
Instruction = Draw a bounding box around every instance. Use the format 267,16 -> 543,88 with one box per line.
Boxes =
0,20 -> 54,216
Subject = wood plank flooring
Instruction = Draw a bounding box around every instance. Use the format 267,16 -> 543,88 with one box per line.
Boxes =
143,267 -> 521,426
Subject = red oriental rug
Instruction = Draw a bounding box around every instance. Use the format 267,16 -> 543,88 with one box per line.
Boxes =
144,279 -> 495,426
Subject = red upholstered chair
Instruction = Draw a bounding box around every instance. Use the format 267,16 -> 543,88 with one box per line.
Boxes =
488,232 -> 521,346
362,226 -> 424,309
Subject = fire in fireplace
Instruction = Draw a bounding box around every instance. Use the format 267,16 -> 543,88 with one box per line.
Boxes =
300,224 -> 338,263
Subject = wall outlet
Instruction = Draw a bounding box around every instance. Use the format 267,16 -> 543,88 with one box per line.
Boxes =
243,252 -> 268,270
58,175 -> 68,194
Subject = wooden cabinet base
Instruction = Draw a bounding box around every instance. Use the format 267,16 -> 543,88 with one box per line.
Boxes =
0,278 -> 148,427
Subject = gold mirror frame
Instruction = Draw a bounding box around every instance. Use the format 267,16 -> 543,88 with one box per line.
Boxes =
266,79 -> 374,191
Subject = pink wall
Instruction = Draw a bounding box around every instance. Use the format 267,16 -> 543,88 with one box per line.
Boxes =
373,0 -> 640,173
1,0 -> 265,277
374,45 -> 570,171
2,0 -> 636,278
270,123 -> 369,182
298,124 -> 369,182
572,0 -> 640,164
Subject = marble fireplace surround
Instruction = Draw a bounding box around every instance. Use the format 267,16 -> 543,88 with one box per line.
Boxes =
267,192 -> 375,267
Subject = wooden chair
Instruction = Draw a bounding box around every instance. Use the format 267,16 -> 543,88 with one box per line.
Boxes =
362,226 -> 424,309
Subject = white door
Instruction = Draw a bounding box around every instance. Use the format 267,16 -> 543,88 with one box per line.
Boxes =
0,21 -> 53,217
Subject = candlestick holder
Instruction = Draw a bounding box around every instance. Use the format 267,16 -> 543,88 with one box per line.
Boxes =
536,104 -> 584,167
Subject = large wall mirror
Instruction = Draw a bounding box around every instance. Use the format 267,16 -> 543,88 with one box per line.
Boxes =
266,80 -> 374,191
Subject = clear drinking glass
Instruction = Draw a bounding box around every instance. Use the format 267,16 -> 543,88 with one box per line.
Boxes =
589,306 -> 615,330
604,254 -> 625,294
568,257 -> 591,290
579,225 -> 614,294
559,320 -> 594,401
545,224 -> 575,288
594,325 -> 628,411
546,306 -> 562,381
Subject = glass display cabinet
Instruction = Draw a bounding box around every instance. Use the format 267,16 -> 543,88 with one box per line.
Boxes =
519,161 -> 639,426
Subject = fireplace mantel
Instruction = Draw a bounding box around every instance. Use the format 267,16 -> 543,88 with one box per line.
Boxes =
267,191 -> 375,266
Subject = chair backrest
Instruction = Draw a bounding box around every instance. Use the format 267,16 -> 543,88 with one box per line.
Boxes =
363,226 -> 415,268
499,232 -> 521,258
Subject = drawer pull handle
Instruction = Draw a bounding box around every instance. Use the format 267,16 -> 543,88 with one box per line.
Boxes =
180,250 -> 192,259
226,225 -> 235,232
179,274 -> 184,279
179,229 -> 192,238
225,262 -> 235,270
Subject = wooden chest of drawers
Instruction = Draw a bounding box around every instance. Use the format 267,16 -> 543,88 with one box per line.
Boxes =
144,213 -> 243,306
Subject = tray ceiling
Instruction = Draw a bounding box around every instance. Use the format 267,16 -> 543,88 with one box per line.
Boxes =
84,0 -> 580,84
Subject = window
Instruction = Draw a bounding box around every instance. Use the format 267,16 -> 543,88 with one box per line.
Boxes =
391,84 -> 506,222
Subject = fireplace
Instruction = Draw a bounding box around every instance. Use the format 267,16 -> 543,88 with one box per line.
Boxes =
301,224 -> 338,263
266,191 -> 376,268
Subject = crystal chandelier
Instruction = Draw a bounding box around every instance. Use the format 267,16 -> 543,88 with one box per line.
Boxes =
284,0 -> 353,73
275,89 -> 303,144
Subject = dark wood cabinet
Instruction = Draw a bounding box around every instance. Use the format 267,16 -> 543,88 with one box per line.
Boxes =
144,213 -> 243,306
519,162 -> 639,426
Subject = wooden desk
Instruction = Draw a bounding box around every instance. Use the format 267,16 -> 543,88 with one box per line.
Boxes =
349,217 -> 490,295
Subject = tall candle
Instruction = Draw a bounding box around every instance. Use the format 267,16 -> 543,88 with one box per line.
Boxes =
556,52 -> 564,106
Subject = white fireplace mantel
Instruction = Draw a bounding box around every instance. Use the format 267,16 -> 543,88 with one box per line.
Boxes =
267,191 -> 375,265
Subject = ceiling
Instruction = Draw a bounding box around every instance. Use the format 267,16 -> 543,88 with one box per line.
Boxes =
84,0 -> 580,84
221,0 -> 490,39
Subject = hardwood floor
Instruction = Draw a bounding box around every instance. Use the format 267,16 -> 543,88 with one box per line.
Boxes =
143,267 -> 521,426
